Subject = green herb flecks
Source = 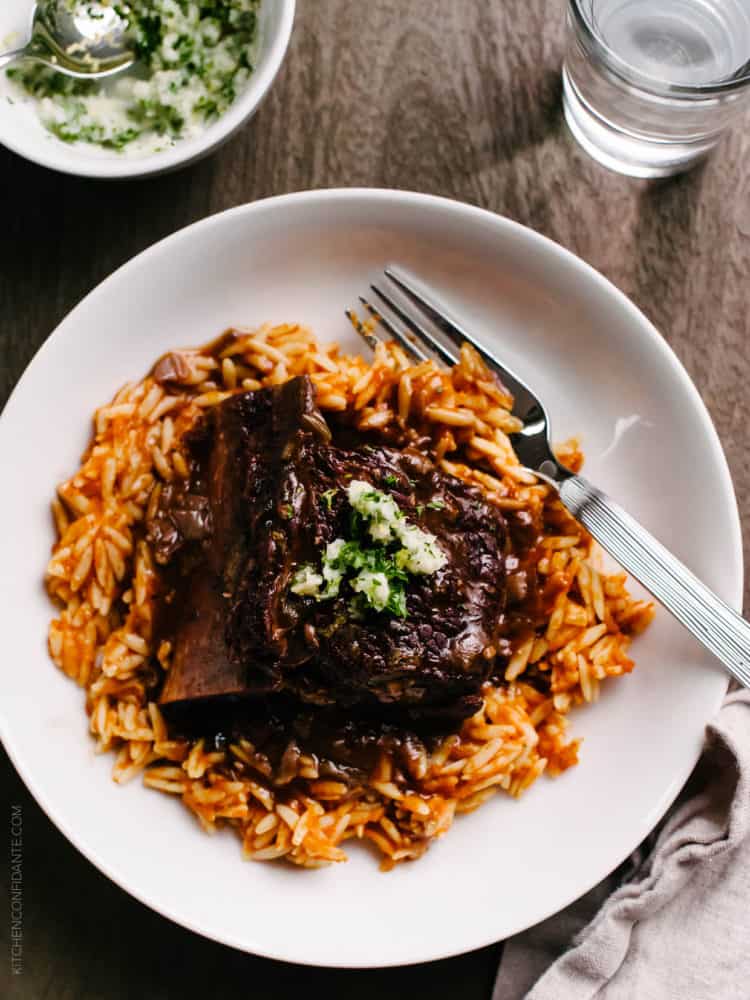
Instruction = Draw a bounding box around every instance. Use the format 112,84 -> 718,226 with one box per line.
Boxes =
290,481 -> 447,618
321,489 -> 337,510
291,539 -> 408,618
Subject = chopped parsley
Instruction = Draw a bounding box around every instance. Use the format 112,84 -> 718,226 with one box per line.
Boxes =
290,481 -> 447,618
383,473 -> 399,487
291,538 -> 409,617
6,0 -> 261,153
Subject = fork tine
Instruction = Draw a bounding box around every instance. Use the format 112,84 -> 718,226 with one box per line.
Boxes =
369,284 -> 459,368
345,308 -> 381,354
358,296 -> 432,365
383,264 -> 533,405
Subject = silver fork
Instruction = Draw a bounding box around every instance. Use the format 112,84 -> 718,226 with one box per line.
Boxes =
348,264 -> 750,690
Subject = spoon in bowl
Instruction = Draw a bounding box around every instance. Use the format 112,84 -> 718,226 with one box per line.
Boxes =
0,1 -> 135,79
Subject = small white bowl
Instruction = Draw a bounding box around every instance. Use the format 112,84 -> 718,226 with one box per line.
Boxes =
0,0 -> 295,179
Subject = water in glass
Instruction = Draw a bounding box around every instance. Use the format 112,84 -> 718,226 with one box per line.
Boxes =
564,0 -> 750,177
595,0 -> 750,84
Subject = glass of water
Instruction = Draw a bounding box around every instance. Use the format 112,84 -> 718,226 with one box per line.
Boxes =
563,0 -> 750,177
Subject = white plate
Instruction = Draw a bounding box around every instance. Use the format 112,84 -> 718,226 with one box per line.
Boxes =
0,189 -> 741,967
0,0 -> 295,178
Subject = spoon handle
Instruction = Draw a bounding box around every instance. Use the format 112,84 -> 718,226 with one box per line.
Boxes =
0,48 -> 27,71
559,474 -> 750,689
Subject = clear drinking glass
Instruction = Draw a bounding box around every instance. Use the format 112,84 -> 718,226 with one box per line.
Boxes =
563,0 -> 750,177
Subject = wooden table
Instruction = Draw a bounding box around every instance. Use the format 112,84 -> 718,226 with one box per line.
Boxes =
2,1 -> 749,996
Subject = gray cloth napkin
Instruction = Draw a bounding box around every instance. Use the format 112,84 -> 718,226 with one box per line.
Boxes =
494,689 -> 750,1000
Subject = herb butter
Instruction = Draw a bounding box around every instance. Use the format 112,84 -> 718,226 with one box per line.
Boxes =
351,570 -> 391,613
347,480 -> 448,575
290,481 -> 447,618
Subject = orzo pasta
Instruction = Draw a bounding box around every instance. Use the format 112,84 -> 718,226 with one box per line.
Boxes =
45,321 -> 654,869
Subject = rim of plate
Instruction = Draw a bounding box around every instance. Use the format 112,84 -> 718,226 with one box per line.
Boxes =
0,0 -> 296,179
0,188 -> 742,967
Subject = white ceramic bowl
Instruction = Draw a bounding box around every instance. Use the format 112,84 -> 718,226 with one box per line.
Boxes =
0,190 -> 742,967
0,0 -> 295,178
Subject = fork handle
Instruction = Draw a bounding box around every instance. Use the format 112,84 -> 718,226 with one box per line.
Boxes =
558,475 -> 750,689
